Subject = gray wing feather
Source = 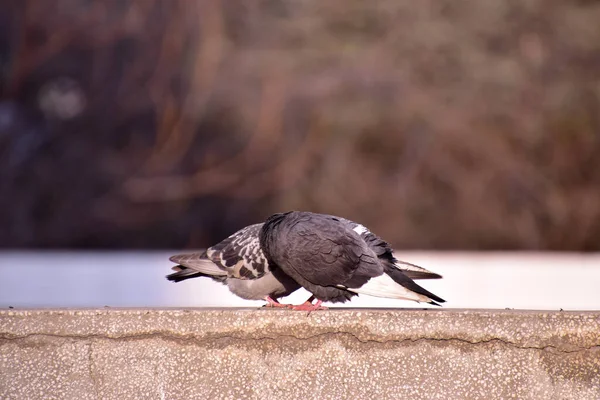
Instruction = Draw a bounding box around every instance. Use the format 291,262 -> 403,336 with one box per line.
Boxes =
336,217 -> 443,280
268,213 -> 380,288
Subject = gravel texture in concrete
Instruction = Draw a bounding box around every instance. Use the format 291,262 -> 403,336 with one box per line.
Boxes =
1,308 -> 599,399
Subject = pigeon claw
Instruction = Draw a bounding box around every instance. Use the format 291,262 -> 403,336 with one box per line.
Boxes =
263,296 -> 292,309
289,300 -> 328,312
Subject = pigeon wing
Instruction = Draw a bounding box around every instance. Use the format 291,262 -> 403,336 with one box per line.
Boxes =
336,217 -> 443,280
272,214 -> 380,288
205,223 -> 270,280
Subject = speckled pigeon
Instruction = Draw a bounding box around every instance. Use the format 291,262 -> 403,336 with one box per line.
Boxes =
167,223 -> 301,308
167,211 -> 444,311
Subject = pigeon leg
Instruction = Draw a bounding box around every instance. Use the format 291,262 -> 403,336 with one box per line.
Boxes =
289,296 -> 328,311
263,296 -> 291,308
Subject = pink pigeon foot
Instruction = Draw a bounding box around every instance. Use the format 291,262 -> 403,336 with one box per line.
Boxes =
289,299 -> 328,312
263,296 -> 292,308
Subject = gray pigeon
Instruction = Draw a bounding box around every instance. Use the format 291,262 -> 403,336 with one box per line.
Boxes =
168,211 -> 444,310
259,211 -> 445,310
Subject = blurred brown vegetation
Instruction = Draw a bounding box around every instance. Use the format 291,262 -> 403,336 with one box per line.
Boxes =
1,0 -> 600,250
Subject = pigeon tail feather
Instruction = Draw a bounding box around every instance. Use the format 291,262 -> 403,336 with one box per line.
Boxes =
393,260 -> 443,280
169,252 -> 227,277
166,266 -> 208,282
384,264 -> 446,303
167,252 -> 228,283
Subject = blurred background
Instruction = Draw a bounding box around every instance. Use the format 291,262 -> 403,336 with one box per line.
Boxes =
1,0 -> 599,309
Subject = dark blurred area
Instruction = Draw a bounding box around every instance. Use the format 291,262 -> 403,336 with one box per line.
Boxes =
1,0 -> 599,250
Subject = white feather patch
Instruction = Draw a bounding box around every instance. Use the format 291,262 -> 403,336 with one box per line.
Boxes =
394,261 -> 430,273
353,224 -> 369,235
347,274 -> 431,302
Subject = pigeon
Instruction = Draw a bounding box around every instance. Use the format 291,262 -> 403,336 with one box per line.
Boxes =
259,211 -> 445,311
168,211 -> 444,311
167,223 -> 301,308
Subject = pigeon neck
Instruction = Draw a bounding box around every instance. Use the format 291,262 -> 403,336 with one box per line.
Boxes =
259,212 -> 290,261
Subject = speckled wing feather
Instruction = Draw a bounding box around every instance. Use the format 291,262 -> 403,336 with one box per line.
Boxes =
204,223 -> 270,280
167,224 -> 271,282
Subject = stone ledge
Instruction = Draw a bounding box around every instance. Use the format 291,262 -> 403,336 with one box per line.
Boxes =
2,308 -> 599,350
1,309 -> 599,399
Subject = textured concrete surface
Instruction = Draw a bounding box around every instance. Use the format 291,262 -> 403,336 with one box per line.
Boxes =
0,309 -> 599,400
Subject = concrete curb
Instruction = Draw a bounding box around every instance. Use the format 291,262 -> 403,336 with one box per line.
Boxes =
1,309 -> 599,399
